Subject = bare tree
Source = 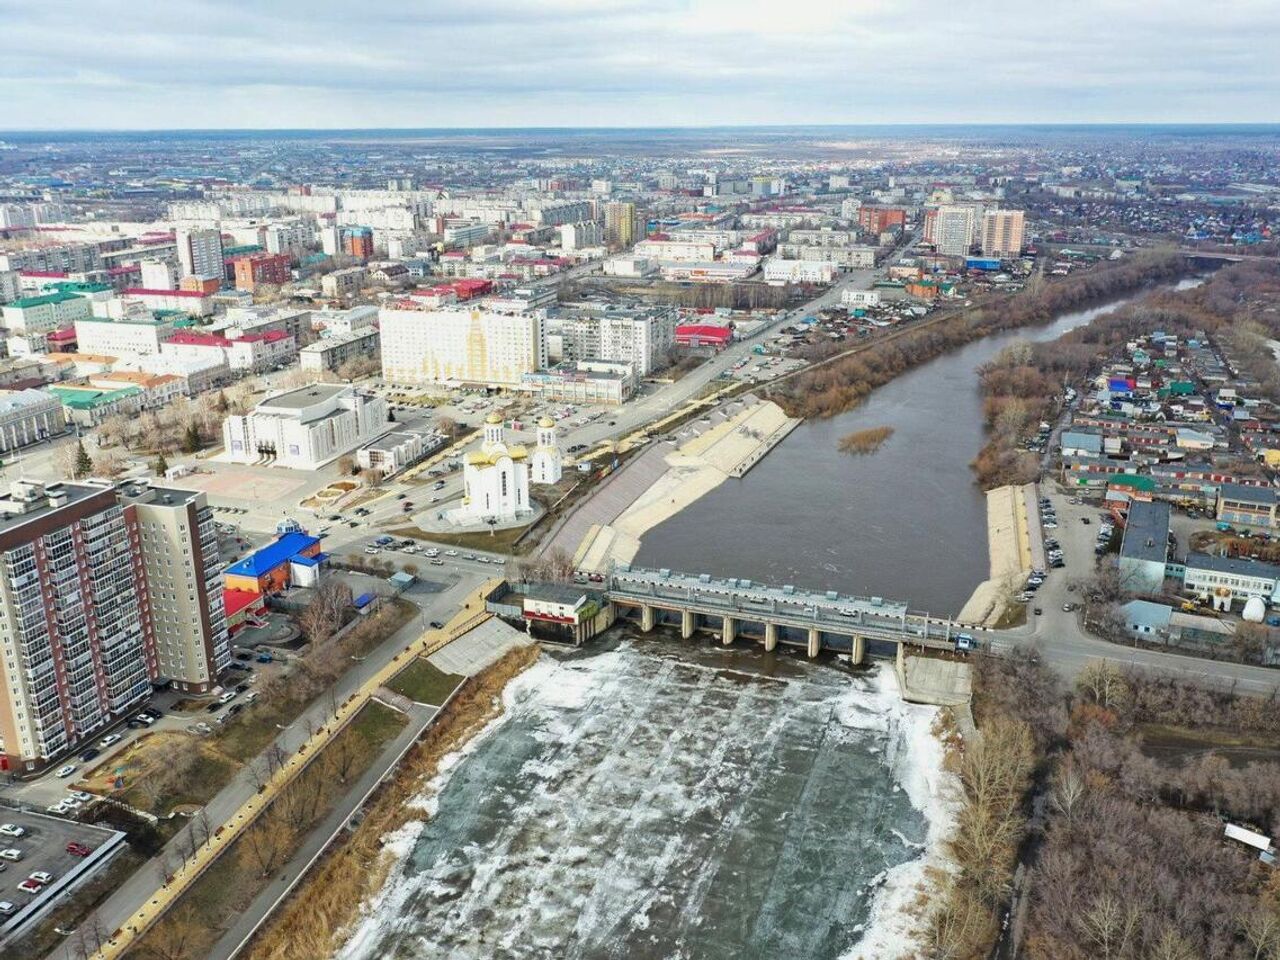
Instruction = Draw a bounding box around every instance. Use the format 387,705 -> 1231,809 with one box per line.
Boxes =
1076,660 -> 1131,711
297,580 -> 352,646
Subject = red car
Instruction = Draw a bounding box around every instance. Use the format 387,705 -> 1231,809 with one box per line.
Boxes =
65,842 -> 91,857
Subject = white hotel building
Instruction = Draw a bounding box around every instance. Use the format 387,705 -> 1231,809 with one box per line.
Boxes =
379,306 -> 546,388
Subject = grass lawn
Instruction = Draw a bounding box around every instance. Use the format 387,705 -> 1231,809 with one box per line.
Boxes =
993,601 -> 1028,630
387,657 -> 464,706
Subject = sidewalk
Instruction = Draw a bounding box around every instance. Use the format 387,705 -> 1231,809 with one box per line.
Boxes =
205,701 -> 438,960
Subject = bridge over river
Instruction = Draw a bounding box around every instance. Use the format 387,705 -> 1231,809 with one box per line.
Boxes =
606,563 -> 968,661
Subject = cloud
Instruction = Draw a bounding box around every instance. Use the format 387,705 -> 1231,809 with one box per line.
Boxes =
0,0 -> 1276,128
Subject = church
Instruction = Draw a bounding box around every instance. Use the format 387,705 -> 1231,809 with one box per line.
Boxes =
445,413 -> 560,526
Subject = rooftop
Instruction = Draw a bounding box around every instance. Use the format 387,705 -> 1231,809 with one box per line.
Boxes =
1120,500 -> 1171,564
226,531 -> 320,578
1185,552 -> 1280,581
4,292 -> 86,309
1219,482 -> 1278,506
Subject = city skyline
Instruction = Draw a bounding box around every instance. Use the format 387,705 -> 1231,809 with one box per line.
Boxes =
1,0 -> 1277,130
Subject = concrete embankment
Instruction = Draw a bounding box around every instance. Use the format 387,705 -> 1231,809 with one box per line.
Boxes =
957,483 -> 1040,627
563,395 -> 800,573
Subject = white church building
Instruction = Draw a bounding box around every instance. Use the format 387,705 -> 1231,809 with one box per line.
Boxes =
446,413 -> 561,527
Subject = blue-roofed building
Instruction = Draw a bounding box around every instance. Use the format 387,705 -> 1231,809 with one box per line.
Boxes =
225,530 -> 323,594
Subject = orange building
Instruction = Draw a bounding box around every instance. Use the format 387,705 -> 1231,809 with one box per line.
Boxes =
223,532 -> 323,594
232,253 -> 292,292
858,206 -> 907,235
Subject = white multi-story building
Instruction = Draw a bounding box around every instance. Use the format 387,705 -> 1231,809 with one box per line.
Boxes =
120,483 -> 231,694
762,258 -> 839,285
778,244 -> 876,268
1,292 -> 91,334
312,305 -> 379,338
841,289 -> 882,308
140,259 -> 178,290
634,237 -> 718,262
0,270 -> 19,304
379,306 -> 546,387
119,287 -> 214,317
321,267 -> 366,299
75,313 -> 179,357
0,389 -> 67,451
556,305 -> 677,376
559,221 -> 604,251
357,430 -> 443,476
264,220 -> 314,255
176,227 -> 225,280
934,205 -> 979,257
222,383 -> 388,470
443,222 -> 491,246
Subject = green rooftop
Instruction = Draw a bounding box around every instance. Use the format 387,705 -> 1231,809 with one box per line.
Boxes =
1108,474 -> 1157,492
49,281 -> 112,295
4,292 -> 87,310
48,385 -> 142,409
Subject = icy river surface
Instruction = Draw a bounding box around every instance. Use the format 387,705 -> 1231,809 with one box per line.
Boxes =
336,638 -> 957,960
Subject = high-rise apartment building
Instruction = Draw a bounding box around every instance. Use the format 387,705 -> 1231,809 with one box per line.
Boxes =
342,227 -> 375,260
176,227 -> 225,281
556,306 -> 678,376
0,480 -> 156,771
604,202 -> 642,249
379,306 -> 546,387
982,209 -> 1026,259
933,205 -> 978,257
121,484 -> 230,694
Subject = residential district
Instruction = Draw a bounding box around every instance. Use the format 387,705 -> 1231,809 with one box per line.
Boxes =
0,127 -> 1276,960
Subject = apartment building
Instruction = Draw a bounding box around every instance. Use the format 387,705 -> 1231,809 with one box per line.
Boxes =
321,267 -> 366,299
379,306 -> 546,387
120,484 -> 231,694
299,328 -> 381,374
604,202 -> 642,248
555,305 -> 677,376
933,204 -> 979,257
0,480 -> 156,771
74,313 -> 180,357
982,209 -> 1026,259
176,227 -> 226,280
232,253 -> 291,292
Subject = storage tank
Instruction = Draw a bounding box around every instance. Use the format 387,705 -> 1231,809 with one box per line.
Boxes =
1242,596 -> 1267,623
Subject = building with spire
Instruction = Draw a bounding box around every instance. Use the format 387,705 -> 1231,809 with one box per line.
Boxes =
448,412 -> 532,525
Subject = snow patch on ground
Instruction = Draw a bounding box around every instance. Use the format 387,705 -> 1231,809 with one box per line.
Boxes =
840,669 -> 964,960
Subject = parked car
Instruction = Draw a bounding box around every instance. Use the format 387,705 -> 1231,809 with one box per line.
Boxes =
0,902 -> 14,915
17,879 -> 42,894
429,620 -> 445,629
218,691 -> 237,705
66,842 -> 91,857
0,850 -> 22,862
68,790 -> 93,803
80,747 -> 100,763
99,734 -> 122,748
54,764 -> 76,778
0,826 -> 25,839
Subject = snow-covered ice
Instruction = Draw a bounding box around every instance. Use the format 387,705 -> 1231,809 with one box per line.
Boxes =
335,641 -> 959,960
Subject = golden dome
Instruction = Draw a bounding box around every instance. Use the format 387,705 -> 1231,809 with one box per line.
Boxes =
485,412 -> 502,425
538,417 -> 555,429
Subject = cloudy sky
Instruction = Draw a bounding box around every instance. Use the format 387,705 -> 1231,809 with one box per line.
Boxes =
1,0 -> 1277,129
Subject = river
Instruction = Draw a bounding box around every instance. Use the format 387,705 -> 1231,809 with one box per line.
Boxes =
335,639 -> 956,960
637,279 -> 1203,617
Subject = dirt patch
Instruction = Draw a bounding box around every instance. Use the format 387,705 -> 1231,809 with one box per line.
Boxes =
1137,722 -> 1280,768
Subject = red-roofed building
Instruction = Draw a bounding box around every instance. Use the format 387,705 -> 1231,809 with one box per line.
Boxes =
675,323 -> 734,349
223,588 -> 267,634
162,327 -> 296,373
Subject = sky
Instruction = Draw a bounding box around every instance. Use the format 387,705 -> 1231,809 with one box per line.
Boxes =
1,0 -> 1278,130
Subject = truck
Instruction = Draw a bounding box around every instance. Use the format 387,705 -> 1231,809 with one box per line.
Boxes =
954,632 -> 976,653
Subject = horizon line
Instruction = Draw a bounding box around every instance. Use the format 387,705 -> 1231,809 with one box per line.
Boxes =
3,120 -> 1280,135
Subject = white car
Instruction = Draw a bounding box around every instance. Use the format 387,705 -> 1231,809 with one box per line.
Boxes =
47,801 -> 70,814
444,550 -> 458,557
68,790 -> 93,803
29,871 -> 53,885
0,826 -> 24,839
0,850 -> 22,862
99,734 -> 122,748
218,691 -> 237,705
0,901 -> 13,915
55,764 -> 76,778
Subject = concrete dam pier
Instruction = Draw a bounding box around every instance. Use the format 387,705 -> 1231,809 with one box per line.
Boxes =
606,564 -> 965,661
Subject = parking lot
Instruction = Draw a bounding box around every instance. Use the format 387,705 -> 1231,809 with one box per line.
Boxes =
0,810 -> 126,943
